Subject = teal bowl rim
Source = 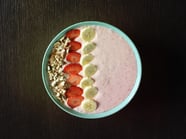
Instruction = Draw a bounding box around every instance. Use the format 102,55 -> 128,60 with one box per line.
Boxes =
42,21 -> 142,119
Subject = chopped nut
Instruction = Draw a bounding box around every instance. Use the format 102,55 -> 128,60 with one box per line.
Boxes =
57,81 -> 65,88
58,68 -> 63,73
47,66 -> 51,71
59,36 -> 65,42
51,80 -> 57,87
56,92 -> 60,97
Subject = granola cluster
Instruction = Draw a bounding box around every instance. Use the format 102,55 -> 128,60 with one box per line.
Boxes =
47,37 -> 71,102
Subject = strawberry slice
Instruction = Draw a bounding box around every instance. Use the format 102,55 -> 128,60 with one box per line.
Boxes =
69,41 -> 81,51
63,63 -> 82,74
66,86 -> 83,97
67,96 -> 84,108
66,29 -> 80,40
67,74 -> 82,86
66,52 -> 81,63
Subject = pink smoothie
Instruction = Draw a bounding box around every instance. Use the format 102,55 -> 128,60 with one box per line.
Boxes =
74,25 -> 137,113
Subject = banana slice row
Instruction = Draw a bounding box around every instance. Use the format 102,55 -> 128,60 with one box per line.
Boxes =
80,27 -> 98,112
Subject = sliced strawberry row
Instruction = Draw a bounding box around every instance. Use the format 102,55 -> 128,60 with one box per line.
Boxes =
64,29 -> 84,108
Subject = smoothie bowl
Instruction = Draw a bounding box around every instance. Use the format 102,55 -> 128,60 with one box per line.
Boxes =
42,21 -> 142,119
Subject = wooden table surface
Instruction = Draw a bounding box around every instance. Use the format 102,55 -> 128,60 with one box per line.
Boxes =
0,0 -> 186,138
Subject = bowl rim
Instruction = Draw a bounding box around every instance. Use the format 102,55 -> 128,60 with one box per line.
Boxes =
42,21 -> 142,119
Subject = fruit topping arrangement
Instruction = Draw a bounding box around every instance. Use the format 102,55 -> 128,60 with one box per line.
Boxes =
47,26 -> 98,113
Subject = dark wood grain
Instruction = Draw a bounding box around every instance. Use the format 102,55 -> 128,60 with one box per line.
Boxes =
0,0 -> 185,138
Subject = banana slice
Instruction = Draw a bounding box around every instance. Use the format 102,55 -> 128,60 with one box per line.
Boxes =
83,43 -> 96,54
81,99 -> 97,112
80,54 -> 94,65
84,86 -> 98,99
80,77 -> 95,89
81,27 -> 96,42
84,64 -> 97,77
